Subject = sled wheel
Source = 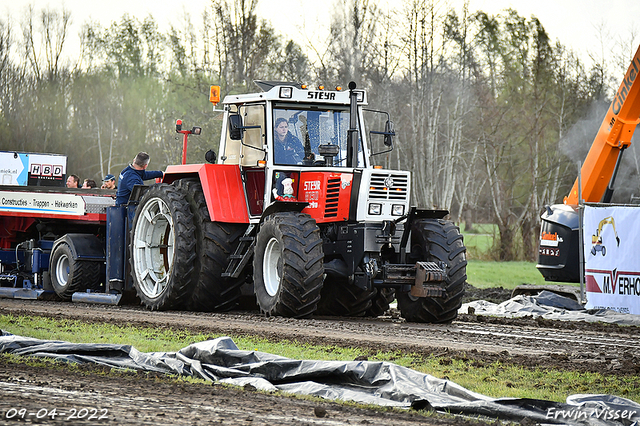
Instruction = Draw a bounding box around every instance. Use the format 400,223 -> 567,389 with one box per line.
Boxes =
50,242 -> 100,300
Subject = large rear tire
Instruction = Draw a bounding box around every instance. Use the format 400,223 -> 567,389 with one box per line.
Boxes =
253,212 -> 324,318
317,279 -> 395,317
367,288 -> 395,317
316,278 -> 394,317
129,184 -> 197,310
50,242 -> 100,300
173,179 -> 246,312
397,219 -> 467,323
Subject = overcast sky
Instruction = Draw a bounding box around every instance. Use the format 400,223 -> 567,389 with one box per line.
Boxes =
2,0 -> 639,68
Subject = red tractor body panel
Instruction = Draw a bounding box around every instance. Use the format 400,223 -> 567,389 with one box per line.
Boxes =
164,164 -> 250,223
298,171 -> 353,223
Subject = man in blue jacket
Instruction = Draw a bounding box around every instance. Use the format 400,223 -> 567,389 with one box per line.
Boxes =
116,152 -> 164,205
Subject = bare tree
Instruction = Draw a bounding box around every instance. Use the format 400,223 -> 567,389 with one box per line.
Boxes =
0,17 -> 13,121
0,17 -> 11,77
20,5 -> 71,81
326,0 -> 380,83
209,0 -> 277,88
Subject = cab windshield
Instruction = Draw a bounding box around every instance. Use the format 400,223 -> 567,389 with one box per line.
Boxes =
272,106 -> 364,167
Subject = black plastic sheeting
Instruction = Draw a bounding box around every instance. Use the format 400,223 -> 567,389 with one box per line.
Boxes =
2,331 -> 639,425
460,291 -> 640,326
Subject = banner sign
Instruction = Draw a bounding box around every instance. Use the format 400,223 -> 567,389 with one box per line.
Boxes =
0,190 -> 85,216
0,152 -> 67,187
584,205 -> 640,314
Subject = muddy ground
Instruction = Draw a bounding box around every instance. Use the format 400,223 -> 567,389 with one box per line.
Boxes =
1,285 -> 639,425
1,358 -> 479,426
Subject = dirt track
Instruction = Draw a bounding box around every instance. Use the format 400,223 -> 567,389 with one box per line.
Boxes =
1,296 -> 640,425
2,358 -> 461,426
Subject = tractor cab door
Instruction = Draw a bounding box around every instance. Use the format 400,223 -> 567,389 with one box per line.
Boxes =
222,103 -> 267,217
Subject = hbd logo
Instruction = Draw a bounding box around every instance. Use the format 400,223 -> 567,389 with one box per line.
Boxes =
30,164 -> 64,177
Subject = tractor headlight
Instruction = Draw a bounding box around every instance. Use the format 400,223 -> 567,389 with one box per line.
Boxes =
392,204 -> 405,216
368,203 -> 382,215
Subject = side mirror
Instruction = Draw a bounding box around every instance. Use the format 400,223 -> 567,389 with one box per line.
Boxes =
228,113 -> 243,140
384,120 -> 394,147
365,109 -> 395,157
205,150 -> 217,164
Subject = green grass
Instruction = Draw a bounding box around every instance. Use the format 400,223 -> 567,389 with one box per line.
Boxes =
1,314 -> 637,404
462,223 -> 498,260
462,222 -> 577,289
466,260 -> 558,289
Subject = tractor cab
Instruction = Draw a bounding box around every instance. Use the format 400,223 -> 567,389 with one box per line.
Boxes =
215,82 -> 390,220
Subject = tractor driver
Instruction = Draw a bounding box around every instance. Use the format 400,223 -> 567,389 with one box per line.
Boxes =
273,117 -> 305,165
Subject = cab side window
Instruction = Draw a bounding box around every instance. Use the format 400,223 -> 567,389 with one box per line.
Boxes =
222,104 -> 265,166
240,105 -> 266,167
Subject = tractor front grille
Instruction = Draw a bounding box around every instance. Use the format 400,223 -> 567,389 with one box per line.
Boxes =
368,172 -> 409,201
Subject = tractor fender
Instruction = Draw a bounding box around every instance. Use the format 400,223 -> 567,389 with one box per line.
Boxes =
399,208 -> 449,256
163,164 -> 250,223
260,201 -> 309,224
52,234 -> 105,262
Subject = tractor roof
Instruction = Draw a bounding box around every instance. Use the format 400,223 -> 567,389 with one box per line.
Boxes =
222,81 -> 367,106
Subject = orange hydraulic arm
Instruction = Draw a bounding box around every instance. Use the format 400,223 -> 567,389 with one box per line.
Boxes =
564,44 -> 640,205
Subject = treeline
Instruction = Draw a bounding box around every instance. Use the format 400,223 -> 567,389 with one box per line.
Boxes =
0,0 -> 638,260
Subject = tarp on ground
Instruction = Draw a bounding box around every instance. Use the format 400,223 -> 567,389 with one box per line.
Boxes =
460,291 -> 640,326
1,331 -> 638,425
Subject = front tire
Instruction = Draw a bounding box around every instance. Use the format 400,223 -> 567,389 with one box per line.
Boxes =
129,184 -> 197,310
50,242 -> 100,300
397,219 -> 467,323
253,212 -> 324,318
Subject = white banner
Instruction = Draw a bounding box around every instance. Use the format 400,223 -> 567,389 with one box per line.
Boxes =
0,190 -> 85,215
584,205 -> 640,314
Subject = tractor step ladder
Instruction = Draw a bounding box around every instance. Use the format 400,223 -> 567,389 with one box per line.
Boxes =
222,224 -> 256,279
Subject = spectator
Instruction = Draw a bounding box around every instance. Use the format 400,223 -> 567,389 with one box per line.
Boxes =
101,174 -> 117,190
82,179 -> 97,189
66,174 -> 80,188
116,152 -> 164,205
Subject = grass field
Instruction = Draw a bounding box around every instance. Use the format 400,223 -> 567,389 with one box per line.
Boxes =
462,222 -> 573,289
1,314 -> 637,404
466,260 -> 559,289
462,222 -> 499,260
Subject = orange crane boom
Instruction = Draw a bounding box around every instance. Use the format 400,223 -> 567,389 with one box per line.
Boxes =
564,44 -> 640,205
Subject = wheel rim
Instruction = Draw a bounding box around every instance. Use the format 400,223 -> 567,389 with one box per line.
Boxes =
132,196 -> 175,300
55,254 -> 70,288
263,237 -> 281,297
